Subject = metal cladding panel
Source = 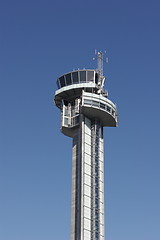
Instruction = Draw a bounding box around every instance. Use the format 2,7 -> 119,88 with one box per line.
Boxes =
100,224 -> 104,236
100,191 -> 104,201
100,181 -> 104,192
99,160 -> 104,172
99,152 -> 104,167
84,134 -> 91,145
84,153 -> 91,165
99,151 -> 104,164
84,174 -> 91,186
100,213 -> 104,225
84,224 -> 91,232
99,140 -> 104,152
84,184 -> 91,196
85,144 -> 91,155
84,206 -> 91,219
84,229 -> 91,240
100,171 -> 104,181
84,163 -> 91,176
100,202 -> 104,213
85,126 -> 91,135
84,218 -> 91,229
84,195 -> 91,207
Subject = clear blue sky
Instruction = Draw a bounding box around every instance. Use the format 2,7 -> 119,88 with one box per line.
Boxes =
1,1 -> 160,240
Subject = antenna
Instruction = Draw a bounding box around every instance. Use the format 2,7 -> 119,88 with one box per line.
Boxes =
93,50 -> 109,91
93,50 -> 108,77
97,51 -> 103,76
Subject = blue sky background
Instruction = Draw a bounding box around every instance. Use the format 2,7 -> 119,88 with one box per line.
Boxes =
1,0 -> 160,239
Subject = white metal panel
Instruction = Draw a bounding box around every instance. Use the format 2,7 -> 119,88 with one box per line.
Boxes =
100,213 -> 104,225
84,153 -> 91,165
100,191 -> 104,202
84,126 -> 91,135
84,195 -> 91,208
99,170 -> 104,182
84,218 -> 91,231
84,174 -> 91,186
99,151 -> 104,163
100,224 -> 104,236
84,229 -> 91,240
84,184 -> 91,197
99,161 -> 104,172
84,206 -> 91,219
100,235 -> 104,240
100,136 -> 103,142
100,181 -> 104,192
85,144 -> 91,155
100,202 -> 104,213
99,140 -> 104,152
84,163 -> 91,176
84,119 -> 91,134
85,134 -> 91,145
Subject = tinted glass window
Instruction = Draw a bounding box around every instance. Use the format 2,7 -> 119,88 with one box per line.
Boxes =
64,108 -> 69,116
57,79 -> 60,89
75,116 -> 79,125
107,106 -> 111,112
92,101 -> 99,107
72,71 -> 79,83
59,76 -> 65,87
64,117 -> 68,125
95,73 -> 99,84
87,71 -> 94,82
100,103 -> 105,109
65,73 -> 72,85
84,99 -> 92,105
79,71 -> 86,83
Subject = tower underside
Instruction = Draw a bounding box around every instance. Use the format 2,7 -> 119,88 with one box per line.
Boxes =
71,115 -> 104,240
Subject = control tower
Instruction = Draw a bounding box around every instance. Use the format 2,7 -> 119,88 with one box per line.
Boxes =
54,52 -> 118,240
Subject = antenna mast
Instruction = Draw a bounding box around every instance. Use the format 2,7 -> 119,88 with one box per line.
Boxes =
94,50 -> 108,91
97,51 -> 104,76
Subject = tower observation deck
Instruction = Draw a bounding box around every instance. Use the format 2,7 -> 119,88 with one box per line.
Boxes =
54,52 -> 118,240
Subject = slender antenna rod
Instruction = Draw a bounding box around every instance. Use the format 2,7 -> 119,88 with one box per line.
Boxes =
97,51 -> 104,76
94,50 -> 108,77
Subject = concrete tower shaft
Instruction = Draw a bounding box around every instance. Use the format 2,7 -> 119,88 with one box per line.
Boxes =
54,60 -> 118,240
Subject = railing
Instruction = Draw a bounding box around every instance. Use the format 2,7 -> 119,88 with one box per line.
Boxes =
83,98 -> 117,119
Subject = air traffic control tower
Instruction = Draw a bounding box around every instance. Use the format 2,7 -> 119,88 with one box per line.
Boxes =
54,52 -> 118,240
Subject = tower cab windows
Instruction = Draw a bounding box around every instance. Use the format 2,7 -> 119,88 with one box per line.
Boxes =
57,70 -> 95,89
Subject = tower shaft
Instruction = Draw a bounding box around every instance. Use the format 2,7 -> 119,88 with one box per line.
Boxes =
71,115 -> 104,240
